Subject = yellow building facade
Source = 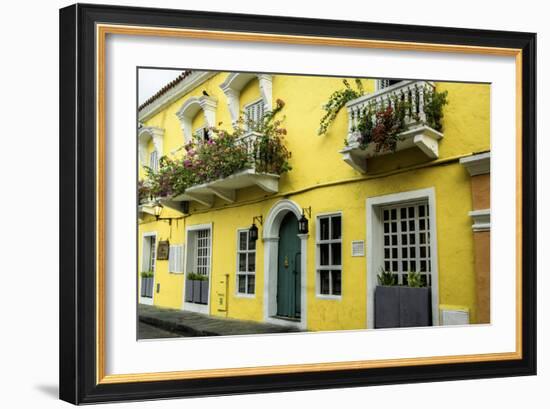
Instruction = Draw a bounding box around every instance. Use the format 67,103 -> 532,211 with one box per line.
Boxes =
137,71 -> 491,331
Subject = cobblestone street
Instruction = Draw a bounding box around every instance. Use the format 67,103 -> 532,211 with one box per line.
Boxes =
138,304 -> 301,338
138,321 -> 185,339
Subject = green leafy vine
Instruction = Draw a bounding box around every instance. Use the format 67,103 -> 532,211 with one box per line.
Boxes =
318,79 -> 365,136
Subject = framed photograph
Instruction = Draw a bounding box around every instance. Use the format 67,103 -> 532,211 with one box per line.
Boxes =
59,3 -> 536,405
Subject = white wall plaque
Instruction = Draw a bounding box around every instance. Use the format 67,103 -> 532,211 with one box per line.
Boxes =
351,240 -> 365,257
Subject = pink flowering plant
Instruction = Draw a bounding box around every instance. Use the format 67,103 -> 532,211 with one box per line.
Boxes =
137,179 -> 153,203
146,99 -> 291,198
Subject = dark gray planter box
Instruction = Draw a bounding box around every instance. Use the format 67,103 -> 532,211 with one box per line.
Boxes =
185,278 -> 210,305
375,286 -> 400,328
192,280 -> 202,303
185,279 -> 193,302
375,286 -> 432,329
141,277 -> 154,298
200,280 -> 209,304
399,286 -> 432,327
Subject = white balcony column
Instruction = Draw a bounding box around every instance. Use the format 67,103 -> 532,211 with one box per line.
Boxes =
222,88 -> 240,124
199,95 -> 218,129
257,74 -> 273,111
418,84 -> 427,123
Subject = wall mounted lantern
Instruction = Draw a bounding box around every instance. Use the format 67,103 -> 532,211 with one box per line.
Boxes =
153,202 -> 163,221
298,207 -> 311,235
249,215 -> 263,242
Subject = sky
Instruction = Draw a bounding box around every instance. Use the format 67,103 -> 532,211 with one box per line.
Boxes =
138,68 -> 185,105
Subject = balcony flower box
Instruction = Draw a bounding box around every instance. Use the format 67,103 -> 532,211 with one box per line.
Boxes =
158,131 -> 288,209
340,81 -> 444,173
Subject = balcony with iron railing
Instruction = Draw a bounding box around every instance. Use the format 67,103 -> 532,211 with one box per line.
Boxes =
340,80 -> 444,173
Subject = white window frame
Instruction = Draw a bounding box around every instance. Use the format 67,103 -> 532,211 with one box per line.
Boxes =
366,188 -> 440,328
235,229 -> 256,297
139,231 -> 157,305
243,98 -> 265,130
315,212 -> 343,299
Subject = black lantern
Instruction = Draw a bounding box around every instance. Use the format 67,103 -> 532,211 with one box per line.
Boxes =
298,212 -> 309,234
248,215 -> 263,242
298,207 -> 311,235
249,223 -> 259,242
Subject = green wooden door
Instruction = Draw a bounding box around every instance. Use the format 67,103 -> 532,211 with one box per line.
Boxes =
277,213 -> 301,318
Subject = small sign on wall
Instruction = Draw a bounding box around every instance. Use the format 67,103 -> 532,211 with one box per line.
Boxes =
351,240 -> 365,257
156,240 -> 170,260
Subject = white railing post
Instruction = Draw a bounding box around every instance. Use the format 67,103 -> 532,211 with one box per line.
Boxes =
418,85 -> 426,123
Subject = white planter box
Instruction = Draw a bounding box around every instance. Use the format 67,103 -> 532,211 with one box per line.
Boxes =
340,125 -> 443,173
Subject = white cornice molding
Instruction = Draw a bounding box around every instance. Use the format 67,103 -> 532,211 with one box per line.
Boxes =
460,152 -> 490,176
138,71 -> 217,122
469,208 -> 491,232
220,72 -> 273,124
175,95 -> 218,143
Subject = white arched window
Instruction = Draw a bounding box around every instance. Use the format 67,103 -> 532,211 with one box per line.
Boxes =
219,73 -> 272,125
138,126 -> 164,168
175,95 -> 218,143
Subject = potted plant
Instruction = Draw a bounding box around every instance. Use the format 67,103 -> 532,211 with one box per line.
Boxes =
374,269 -> 432,328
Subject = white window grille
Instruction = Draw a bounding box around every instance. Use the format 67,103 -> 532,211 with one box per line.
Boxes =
149,150 -> 159,172
195,229 -> 211,277
381,201 -> 432,286
168,244 -> 184,273
244,99 -> 265,130
236,230 -> 256,295
316,214 -> 342,296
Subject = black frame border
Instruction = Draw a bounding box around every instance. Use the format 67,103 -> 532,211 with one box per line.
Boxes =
59,3 -> 536,404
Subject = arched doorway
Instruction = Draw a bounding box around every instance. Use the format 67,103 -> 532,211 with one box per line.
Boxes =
276,213 -> 301,319
263,199 -> 307,329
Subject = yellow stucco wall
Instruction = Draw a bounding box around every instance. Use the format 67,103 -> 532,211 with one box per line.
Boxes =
138,72 -> 490,329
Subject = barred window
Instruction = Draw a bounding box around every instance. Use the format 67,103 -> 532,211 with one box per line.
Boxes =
381,202 -> 432,286
195,229 -> 211,278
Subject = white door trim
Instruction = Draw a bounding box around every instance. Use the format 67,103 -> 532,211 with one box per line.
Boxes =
366,187 -> 440,328
139,231 -> 157,306
262,199 -> 307,330
182,223 -> 213,314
